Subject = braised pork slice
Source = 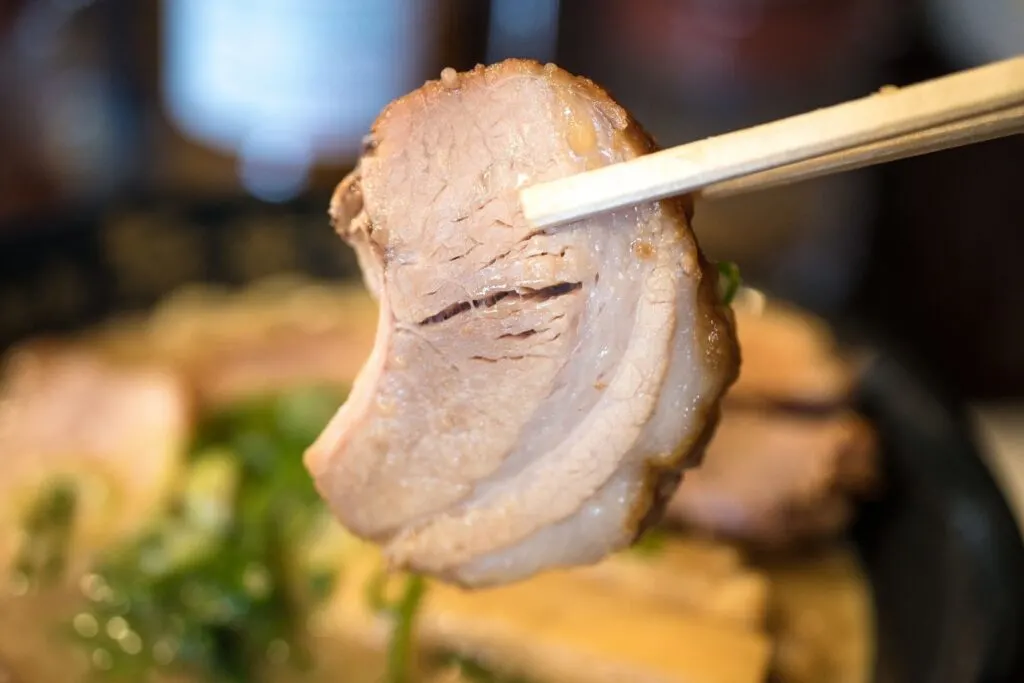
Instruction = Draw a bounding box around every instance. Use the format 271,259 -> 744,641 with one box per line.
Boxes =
728,295 -> 855,408
667,410 -> 878,546
0,344 -> 190,574
305,60 -> 738,586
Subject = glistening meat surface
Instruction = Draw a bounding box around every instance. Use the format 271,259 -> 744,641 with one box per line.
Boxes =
305,60 -> 739,587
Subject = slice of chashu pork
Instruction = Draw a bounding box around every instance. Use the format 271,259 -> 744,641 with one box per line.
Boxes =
0,343 -> 190,576
305,59 -> 739,587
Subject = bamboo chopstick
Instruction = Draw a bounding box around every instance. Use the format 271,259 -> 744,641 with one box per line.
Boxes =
701,104 -> 1024,200
520,56 -> 1024,229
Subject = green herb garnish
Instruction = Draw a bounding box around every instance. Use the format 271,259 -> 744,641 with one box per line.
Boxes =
369,571 -> 427,683
13,479 -> 78,588
71,385 -> 346,683
630,528 -> 668,558
373,573 -> 531,683
716,261 -> 742,305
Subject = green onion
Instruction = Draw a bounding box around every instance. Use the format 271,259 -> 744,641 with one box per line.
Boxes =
70,385 -> 347,683
180,448 -> 241,534
716,261 -> 742,306
13,479 -> 78,588
630,528 -> 668,558
381,573 -> 427,683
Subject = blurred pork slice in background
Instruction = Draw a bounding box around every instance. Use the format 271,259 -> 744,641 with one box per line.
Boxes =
82,278 -> 378,408
668,409 -> 878,546
668,292 -> 880,547
726,293 -> 857,408
0,344 -> 190,573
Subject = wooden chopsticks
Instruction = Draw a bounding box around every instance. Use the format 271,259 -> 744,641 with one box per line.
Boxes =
701,103 -> 1024,200
520,56 -> 1024,229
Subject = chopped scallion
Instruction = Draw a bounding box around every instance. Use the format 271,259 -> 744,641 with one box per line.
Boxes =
716,261 -> 742,305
